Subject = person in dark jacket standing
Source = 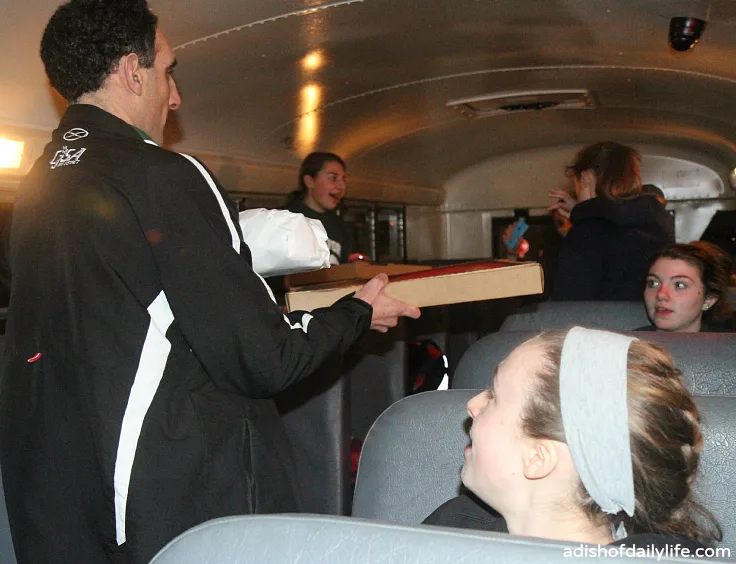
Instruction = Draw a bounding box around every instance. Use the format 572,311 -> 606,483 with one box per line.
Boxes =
0,2 -> 419,564
548,142 -> 674,301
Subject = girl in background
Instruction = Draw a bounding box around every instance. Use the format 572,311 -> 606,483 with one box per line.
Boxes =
548,142 -> 674,300
286,152 -> 351,264
639,241 -> 735,332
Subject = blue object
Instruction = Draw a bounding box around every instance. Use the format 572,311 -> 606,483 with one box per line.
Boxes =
507,218 -> 528,249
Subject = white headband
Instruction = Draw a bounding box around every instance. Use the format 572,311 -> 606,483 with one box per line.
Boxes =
559,327 -> 637,518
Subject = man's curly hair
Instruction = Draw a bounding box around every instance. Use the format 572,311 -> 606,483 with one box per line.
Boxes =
41,0 -> 158,102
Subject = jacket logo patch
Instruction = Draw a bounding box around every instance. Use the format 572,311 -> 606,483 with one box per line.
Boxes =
50,146 -> 86,169
62,128 -> 89,141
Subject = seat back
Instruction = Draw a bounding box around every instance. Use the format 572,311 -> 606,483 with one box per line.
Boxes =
453,331 -> 736,395
696,395 -> 736,551
0,334 -> 16,564
452,332 -> 531,389
0,470 -> 18,564
500,301 -> 649,331
352,390 -> 736,554
150,513 -> 710,564
277,322 -> 409,515
346,325 -> 408,441
277,361 -> 352,515
352,390 -> 474,524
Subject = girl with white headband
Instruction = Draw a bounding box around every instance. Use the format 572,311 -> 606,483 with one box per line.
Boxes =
424,327 -> 721,550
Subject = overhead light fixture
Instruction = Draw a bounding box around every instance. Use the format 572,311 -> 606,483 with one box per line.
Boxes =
302,84 -> 320,106
296,83 -> 322,154
302,50 -> 324,71
0,138 -> 24,169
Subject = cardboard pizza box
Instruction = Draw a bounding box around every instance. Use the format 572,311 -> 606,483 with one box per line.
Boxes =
284,262 -> 431,288
285,260 -> 544,312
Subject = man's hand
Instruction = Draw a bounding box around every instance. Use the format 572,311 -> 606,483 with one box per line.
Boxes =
354,274 -> 421,333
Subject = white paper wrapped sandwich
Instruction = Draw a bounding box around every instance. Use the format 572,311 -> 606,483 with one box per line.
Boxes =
238,208 -> 331,277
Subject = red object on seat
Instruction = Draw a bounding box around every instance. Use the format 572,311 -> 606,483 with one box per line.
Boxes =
350,438 -> 363,484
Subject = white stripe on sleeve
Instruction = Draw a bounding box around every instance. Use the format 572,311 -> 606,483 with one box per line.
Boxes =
113,291 -> 175,545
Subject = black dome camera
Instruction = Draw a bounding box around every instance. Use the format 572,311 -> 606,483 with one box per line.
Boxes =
669,17 -> 707,51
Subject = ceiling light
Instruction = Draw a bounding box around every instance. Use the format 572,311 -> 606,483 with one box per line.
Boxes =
297,84 -> 322,154
0,138 -> 24,169
302,51 -> 324,71
302,84 -> 321,106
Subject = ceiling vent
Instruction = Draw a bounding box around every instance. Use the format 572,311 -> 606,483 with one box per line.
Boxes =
446,89 -> 596,118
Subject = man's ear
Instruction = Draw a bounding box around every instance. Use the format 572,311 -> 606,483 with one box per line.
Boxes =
523,439 -> 559,480
119,53 -> 144,96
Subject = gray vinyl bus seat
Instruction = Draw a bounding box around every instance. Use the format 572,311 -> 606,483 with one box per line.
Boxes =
346,325 -> 409,441
277,362 -> 352,515
149,513 -> 729,564
500,301 -> 649,331
0,333 -> 16,564
277,323 -> 408,515
453,331 -> 736,395
0,469 -> 17,564
352,390 -> 736,555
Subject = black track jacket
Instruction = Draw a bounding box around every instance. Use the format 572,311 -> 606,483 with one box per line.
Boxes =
0,104 -> 371,564
552,195 -> 674,301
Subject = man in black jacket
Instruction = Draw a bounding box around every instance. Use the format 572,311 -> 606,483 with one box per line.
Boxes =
0,1 -> 419,563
